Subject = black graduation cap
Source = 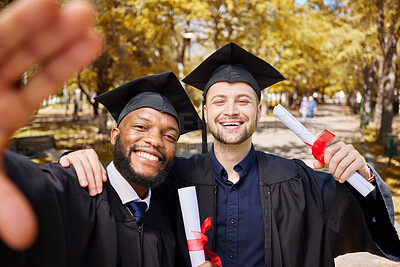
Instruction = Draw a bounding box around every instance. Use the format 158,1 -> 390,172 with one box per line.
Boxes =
183,42 -> 286,153
182,42 -> 286,99
95,72 -> 202,135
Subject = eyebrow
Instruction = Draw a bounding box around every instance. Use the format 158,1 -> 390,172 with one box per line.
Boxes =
236,94 -> 253,99
167,126 -> 180,134
210,93 -> 253,100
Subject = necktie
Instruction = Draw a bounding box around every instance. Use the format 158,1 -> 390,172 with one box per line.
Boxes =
127,201 -> 147,224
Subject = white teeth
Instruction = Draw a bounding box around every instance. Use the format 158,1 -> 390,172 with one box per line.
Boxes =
222,122 -> 241,126
136,151 -> 160,162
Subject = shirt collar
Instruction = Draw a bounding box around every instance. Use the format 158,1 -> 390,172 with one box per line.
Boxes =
238,145 -> 257,175
210,145 -> 226,181
210,144 -> 257,182
107,161 -> 151,211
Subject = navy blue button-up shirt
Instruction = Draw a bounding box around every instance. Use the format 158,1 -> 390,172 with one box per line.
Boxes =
210,145 -> 265,267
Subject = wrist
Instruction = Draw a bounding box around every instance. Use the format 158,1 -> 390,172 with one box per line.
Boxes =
367,166 -> 376,185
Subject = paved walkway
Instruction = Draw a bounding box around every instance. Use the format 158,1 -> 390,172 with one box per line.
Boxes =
177,103 -> 399,266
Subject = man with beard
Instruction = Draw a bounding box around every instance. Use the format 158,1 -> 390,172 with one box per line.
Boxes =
2,71 -> 204,266
62,43 -> 400,267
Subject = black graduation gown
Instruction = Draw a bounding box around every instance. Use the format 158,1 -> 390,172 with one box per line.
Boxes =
1,150 -> 175,267
157,151 -> 400,267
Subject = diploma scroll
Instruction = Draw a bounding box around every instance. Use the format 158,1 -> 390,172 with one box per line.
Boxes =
273,104 -> 375,197
178,186 -> 206,267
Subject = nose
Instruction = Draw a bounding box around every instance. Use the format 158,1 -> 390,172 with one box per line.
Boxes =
224,100 -> 239,116
143,129 -> 163,148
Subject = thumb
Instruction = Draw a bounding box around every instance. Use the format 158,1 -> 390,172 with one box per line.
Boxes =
313,160 -> 325,169
59,156 -> 71,168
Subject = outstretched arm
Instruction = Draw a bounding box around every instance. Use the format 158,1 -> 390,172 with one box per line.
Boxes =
0,0 -> 103,250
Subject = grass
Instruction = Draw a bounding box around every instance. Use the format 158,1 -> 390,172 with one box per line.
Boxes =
12,107 -> 112,164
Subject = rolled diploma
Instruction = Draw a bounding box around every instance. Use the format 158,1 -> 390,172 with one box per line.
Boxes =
178,186 -> 205,267
273,104 -> 375,197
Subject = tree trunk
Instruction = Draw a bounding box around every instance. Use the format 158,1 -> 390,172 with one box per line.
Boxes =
98,107 -> 109,134
363,62 -> 376,115
375,0 -> 399,143
77,73 -> 99,117
321,88 -> 325,104
376,43 -> 397,143
373,60 -> 383,125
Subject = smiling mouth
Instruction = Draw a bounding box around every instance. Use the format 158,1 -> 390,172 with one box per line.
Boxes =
220,122 -> 244,127
135,151 -> 161,162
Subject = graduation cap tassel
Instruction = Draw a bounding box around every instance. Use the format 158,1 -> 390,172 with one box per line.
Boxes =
201,102 -> 208,154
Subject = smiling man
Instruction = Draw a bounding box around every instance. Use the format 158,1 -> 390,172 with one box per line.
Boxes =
2,72 -> 203,266
164,43 -> 400,266
61,43 -> 400,267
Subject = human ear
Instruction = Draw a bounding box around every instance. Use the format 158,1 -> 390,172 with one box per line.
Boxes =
203,105 -> 208,124
257,103 -> 262,121
110,127 -> 120,145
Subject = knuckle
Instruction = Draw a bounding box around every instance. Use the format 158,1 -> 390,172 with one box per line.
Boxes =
330,157 -> 339,165
93,165 -> 101,173
337,161 -> 347,170
345,144 -> 354,150
76,169 -> 86,178
328,166 -> 335,174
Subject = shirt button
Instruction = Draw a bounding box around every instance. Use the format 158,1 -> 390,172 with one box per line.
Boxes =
232,186 -> 237,191
230,219 -> 235,224
229,253 -> 233,258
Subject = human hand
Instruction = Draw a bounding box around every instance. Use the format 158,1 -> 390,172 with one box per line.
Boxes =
313,141 -> 371,183
59,149 -> 107,196
0,0 -> 103,250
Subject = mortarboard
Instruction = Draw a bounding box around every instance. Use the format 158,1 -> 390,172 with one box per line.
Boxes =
95,72 -> 202,135
182,42 -> 286,99
182,42 -> 286,153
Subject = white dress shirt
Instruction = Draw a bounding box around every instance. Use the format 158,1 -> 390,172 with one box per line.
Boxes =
107,161 -> 151,211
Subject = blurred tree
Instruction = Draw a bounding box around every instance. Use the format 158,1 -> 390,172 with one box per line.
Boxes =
343,0 -> 399,142
375,0 -> 400,143
0,0 -> 12,9
74,0 -> 210,133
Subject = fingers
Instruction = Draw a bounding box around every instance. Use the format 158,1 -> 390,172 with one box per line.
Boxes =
313,160 -> 324,169
0,169 -> 37,250
59,155 -> 71,168
0,33 -> 103,134
62,149 -> 106,196
0,0 -> 103,135
197,261 -> 217,267
0,0 -> 57,62
21,32 -> 103,112
0,0 -> 97,84
85,149 -> 107,194
324,142 -> 369,183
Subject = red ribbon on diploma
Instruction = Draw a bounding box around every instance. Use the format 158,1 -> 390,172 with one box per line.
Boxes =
305,129 -> 335,163
187,217 -> 223,267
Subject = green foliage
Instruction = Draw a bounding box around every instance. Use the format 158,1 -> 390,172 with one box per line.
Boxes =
55,0 -> 398,115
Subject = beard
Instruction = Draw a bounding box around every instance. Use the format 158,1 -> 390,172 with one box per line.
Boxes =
112,136 -> 173,189
208,115 -> 258,145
